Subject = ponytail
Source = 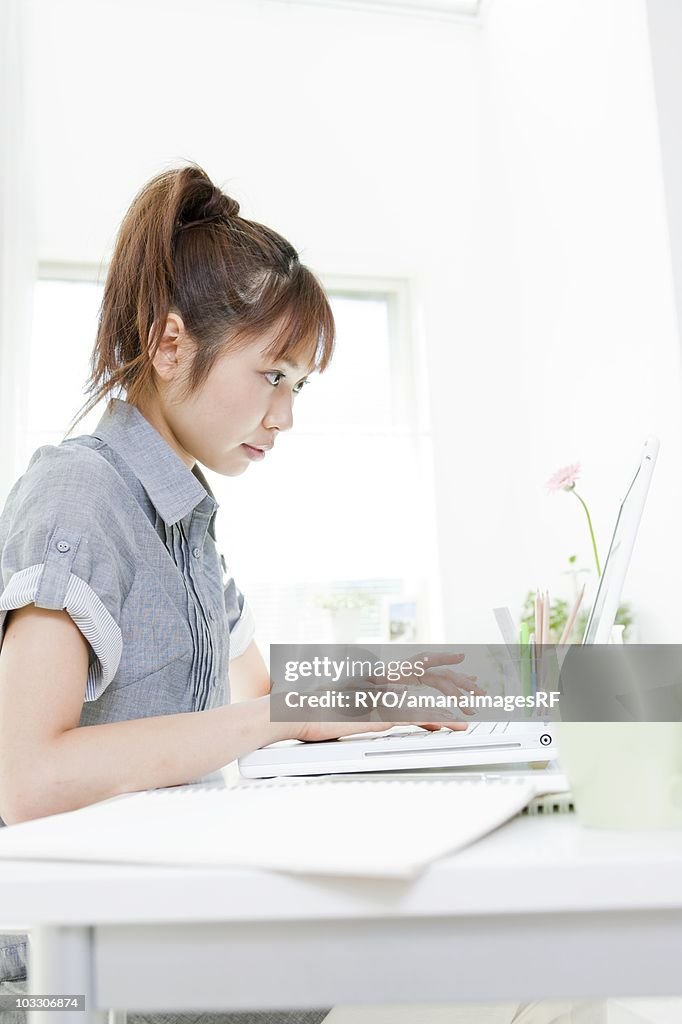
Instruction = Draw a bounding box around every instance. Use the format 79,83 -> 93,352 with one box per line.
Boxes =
67,164 -> 334,434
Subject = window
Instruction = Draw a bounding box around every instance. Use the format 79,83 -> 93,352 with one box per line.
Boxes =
25,278 -> 105,461
28,273 -> 440,648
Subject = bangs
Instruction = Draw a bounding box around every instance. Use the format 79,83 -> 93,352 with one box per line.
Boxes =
231,265 -> 335,374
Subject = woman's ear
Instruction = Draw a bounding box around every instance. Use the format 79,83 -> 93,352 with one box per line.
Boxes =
148,313 -> 188,383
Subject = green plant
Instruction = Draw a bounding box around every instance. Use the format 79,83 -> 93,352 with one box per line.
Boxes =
314,591 -> 377,612
519,587 -> 633,643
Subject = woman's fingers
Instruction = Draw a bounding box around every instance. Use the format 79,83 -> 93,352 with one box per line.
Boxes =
413,668 -> 486,717
418,721 -> 469,732
421,666 -> 486,695
410,651 -> 466,670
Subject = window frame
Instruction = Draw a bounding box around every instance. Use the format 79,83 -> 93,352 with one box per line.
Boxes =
37,264 -> 424,433
28,263 -> 443,641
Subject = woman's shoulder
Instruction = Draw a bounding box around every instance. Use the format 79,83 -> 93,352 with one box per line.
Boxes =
0,437 -> 139,588
4,437 -> 125,522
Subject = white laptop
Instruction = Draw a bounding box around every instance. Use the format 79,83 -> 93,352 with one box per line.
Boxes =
239,436 -> 659,779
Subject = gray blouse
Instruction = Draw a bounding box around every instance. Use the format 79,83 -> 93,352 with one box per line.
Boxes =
0,397 -> 254,726
0,398 -> 257,979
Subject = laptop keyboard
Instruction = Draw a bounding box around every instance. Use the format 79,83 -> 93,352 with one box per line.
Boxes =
468,722 -> 510,734
376,722 -> 511,741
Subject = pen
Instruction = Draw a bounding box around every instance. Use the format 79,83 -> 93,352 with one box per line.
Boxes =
534,590 -> 542,646
519,622 -> 531,716
540,590 -> 550,690
542,591 -> 550,646
559,584 -> 585,645
529,631 -> 537,698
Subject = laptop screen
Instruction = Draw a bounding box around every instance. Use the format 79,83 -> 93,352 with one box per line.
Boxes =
581,436 -> 659,645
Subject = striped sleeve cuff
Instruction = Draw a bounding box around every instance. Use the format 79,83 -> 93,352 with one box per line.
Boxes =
0,565 -> 123,701
229,598 -> 255,660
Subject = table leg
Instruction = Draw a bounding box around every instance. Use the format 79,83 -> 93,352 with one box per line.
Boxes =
28,926 -> 107,1024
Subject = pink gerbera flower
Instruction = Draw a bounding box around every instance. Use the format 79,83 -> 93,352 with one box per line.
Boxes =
546,463 -> 580,493
545,461 -> 601,577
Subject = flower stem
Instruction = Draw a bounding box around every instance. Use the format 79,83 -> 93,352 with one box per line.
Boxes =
572,490 -> 601,577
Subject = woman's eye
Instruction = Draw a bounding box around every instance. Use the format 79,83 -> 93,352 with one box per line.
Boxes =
264,372 -> 309,394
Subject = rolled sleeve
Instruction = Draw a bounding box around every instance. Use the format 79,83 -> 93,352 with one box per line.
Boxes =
0,445 -> 135,700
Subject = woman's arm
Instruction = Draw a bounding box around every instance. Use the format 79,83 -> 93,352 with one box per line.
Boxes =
228,639 -> 271,702
0,606 -> 291,824
0,608 -> 462,825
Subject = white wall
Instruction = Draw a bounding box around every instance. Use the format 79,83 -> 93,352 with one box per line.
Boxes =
430,0 -> 682,641
646,0 -> 682,354
27,0 -> 682,641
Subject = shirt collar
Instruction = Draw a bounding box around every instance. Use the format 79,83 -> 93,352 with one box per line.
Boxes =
91,398 -> 218,527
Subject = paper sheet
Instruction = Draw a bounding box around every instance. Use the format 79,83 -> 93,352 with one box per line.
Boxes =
0,776 -> 566,878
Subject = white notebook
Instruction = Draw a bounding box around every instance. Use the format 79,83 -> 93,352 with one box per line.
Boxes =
0,774 -> 568,879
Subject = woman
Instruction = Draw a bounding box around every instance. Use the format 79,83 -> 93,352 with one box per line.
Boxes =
0,164 -> 608,1024
0,164 -> 470,1023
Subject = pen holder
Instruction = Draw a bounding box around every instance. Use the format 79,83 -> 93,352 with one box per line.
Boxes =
556,721 -> 682,829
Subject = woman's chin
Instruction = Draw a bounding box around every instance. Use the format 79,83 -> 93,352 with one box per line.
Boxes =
211,454 -> 251,477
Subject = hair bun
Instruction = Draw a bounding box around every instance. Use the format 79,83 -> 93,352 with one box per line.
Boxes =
177,177 -> 240,232
201,190 -> 240,221
220,193 -> 240,219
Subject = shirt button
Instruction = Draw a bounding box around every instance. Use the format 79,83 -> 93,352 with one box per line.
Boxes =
56,541 -> 71,553
192,547 -> 201,558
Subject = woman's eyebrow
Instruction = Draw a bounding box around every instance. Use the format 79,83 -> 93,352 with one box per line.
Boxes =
279,360 -> 310,379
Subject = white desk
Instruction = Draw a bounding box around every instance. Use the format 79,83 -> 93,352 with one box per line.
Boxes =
2,813 -> 682,1024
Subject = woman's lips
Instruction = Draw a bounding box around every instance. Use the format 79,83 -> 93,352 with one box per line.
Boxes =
242,444 -> 267,461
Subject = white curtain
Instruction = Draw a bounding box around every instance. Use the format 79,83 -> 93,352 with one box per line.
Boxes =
0,0 -> 36,504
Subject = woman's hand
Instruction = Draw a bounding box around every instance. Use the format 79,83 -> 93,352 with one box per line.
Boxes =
406,651 -> 488,715
294,718 -> 469,745
368,651 -> 487,718
285,652 -> 487,743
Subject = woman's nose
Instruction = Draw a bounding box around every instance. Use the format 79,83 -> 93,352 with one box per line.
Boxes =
263,389 -> 294,432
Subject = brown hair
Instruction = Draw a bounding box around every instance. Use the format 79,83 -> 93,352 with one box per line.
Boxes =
67,164 -> 335,434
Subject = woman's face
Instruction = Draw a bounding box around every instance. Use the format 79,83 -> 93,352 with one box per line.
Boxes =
138,315 -> 311,475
